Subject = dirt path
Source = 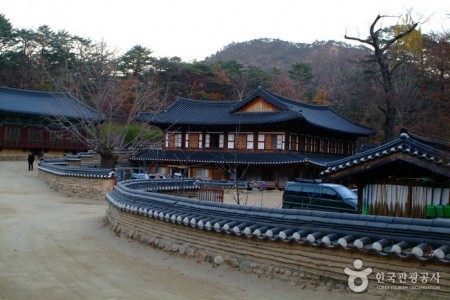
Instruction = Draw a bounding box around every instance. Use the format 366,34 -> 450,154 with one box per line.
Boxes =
0,161 -> 363,300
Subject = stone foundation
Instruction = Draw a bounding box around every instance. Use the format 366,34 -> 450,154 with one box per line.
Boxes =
39,168 -> 115,200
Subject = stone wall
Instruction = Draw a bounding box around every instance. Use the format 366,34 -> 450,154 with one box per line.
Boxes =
39,168 -> 115,200
106,204 -> 449,297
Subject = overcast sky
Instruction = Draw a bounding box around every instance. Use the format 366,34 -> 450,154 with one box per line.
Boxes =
1,0 -> 448,61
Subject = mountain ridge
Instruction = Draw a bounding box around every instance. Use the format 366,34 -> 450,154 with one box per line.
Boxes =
205,38 -> 370,70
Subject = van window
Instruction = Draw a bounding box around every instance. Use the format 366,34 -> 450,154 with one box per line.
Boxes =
322,188 -> 338,200
287,184 -> 302,192
301,185 -> 316,197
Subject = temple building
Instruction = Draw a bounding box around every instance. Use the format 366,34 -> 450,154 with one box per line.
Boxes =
0,87 -> 102,159
132,87 -> 374,189
321,129 -> 449,218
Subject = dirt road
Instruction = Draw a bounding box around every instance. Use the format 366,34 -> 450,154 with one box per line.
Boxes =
0,161 -> 362,300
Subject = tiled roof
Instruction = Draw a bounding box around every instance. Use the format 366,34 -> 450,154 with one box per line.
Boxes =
321,130 -> 450,176
38,161 -> 114,178
108,181 -> 450,263
137,87 -> 374,136
130,149 -> 343,166
0,87 -> 102,121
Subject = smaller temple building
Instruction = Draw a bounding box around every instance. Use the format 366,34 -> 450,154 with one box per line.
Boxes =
132,87 -> 374,189
321,130 -> 450,218
0,87 -> 102,159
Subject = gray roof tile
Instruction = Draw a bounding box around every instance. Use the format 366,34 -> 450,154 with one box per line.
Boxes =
137,87 -> 374,136
0,87 -> 102,121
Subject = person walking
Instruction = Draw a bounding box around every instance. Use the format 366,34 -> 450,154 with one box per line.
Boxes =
27,152 -> 35,171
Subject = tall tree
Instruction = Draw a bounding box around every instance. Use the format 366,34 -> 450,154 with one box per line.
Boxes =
345,14 -> 418,141
119,45 -> 154,79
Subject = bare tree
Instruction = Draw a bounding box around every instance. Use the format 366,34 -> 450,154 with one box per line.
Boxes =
49,42 -> 164,168
345,14 -> 418,141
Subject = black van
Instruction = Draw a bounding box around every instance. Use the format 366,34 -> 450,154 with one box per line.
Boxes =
282,180 -> 357,213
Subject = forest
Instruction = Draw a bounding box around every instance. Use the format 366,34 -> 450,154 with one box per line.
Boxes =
0,13 -> 448,144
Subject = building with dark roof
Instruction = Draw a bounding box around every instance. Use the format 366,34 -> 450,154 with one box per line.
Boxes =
0,87 -> 102,158
321,129 -> 450,218
133,87 -> 374,188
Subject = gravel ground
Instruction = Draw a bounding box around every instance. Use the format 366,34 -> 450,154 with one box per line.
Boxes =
0,161 -> 369,300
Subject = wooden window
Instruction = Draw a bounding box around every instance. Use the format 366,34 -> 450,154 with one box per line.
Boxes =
4,126 -> 21,141
323,139 -> 329,154
219,134 -> 224,148
27,127 -> 43,142
209,133 -> 223,149
209,133 -> 225,149
348,141 -> 354,155
246,133 -> 254,150
198,134 -> 203,149
175,133 -> 182,148
305,136 -> 312,152
288,134 -> 298,151
274,134 -> 284,150
314,137 -> 320,152
205,134 -> 210,148
236,134 -> 247,149
258,134 -> 265,150
186,133 -> 201,149
331,139 -> 337,154
165,133 -> 169,148
299,135 -> 304,152
196,168 -> 209,178
185,133 -> 189,148
227,133 -> 235,149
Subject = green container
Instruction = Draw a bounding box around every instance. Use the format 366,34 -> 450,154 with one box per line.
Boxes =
426,205 -> 436,218
361,207 -> 368,215
444,205 -> 450,218
435,205 -> 445,217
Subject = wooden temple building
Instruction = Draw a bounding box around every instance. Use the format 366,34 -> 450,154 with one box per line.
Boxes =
0,87 -> 102,159
132,87 -> 374,189
321,129 -> 450,218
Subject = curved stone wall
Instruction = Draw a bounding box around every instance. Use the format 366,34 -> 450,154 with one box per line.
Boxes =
106,180 -> 450,296
38,162 -> 115,200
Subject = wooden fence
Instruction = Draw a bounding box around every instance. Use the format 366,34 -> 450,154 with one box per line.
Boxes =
198,186 -> 224,203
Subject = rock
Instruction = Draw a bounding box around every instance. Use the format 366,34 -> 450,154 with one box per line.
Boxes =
213,255 -> 224,265
186,247 -> 196,257
224,257 -> 239,268
196,251 -> 207,262
261,265 -> 273,273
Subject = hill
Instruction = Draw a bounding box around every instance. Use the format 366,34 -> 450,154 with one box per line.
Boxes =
205,38 -> 370,71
